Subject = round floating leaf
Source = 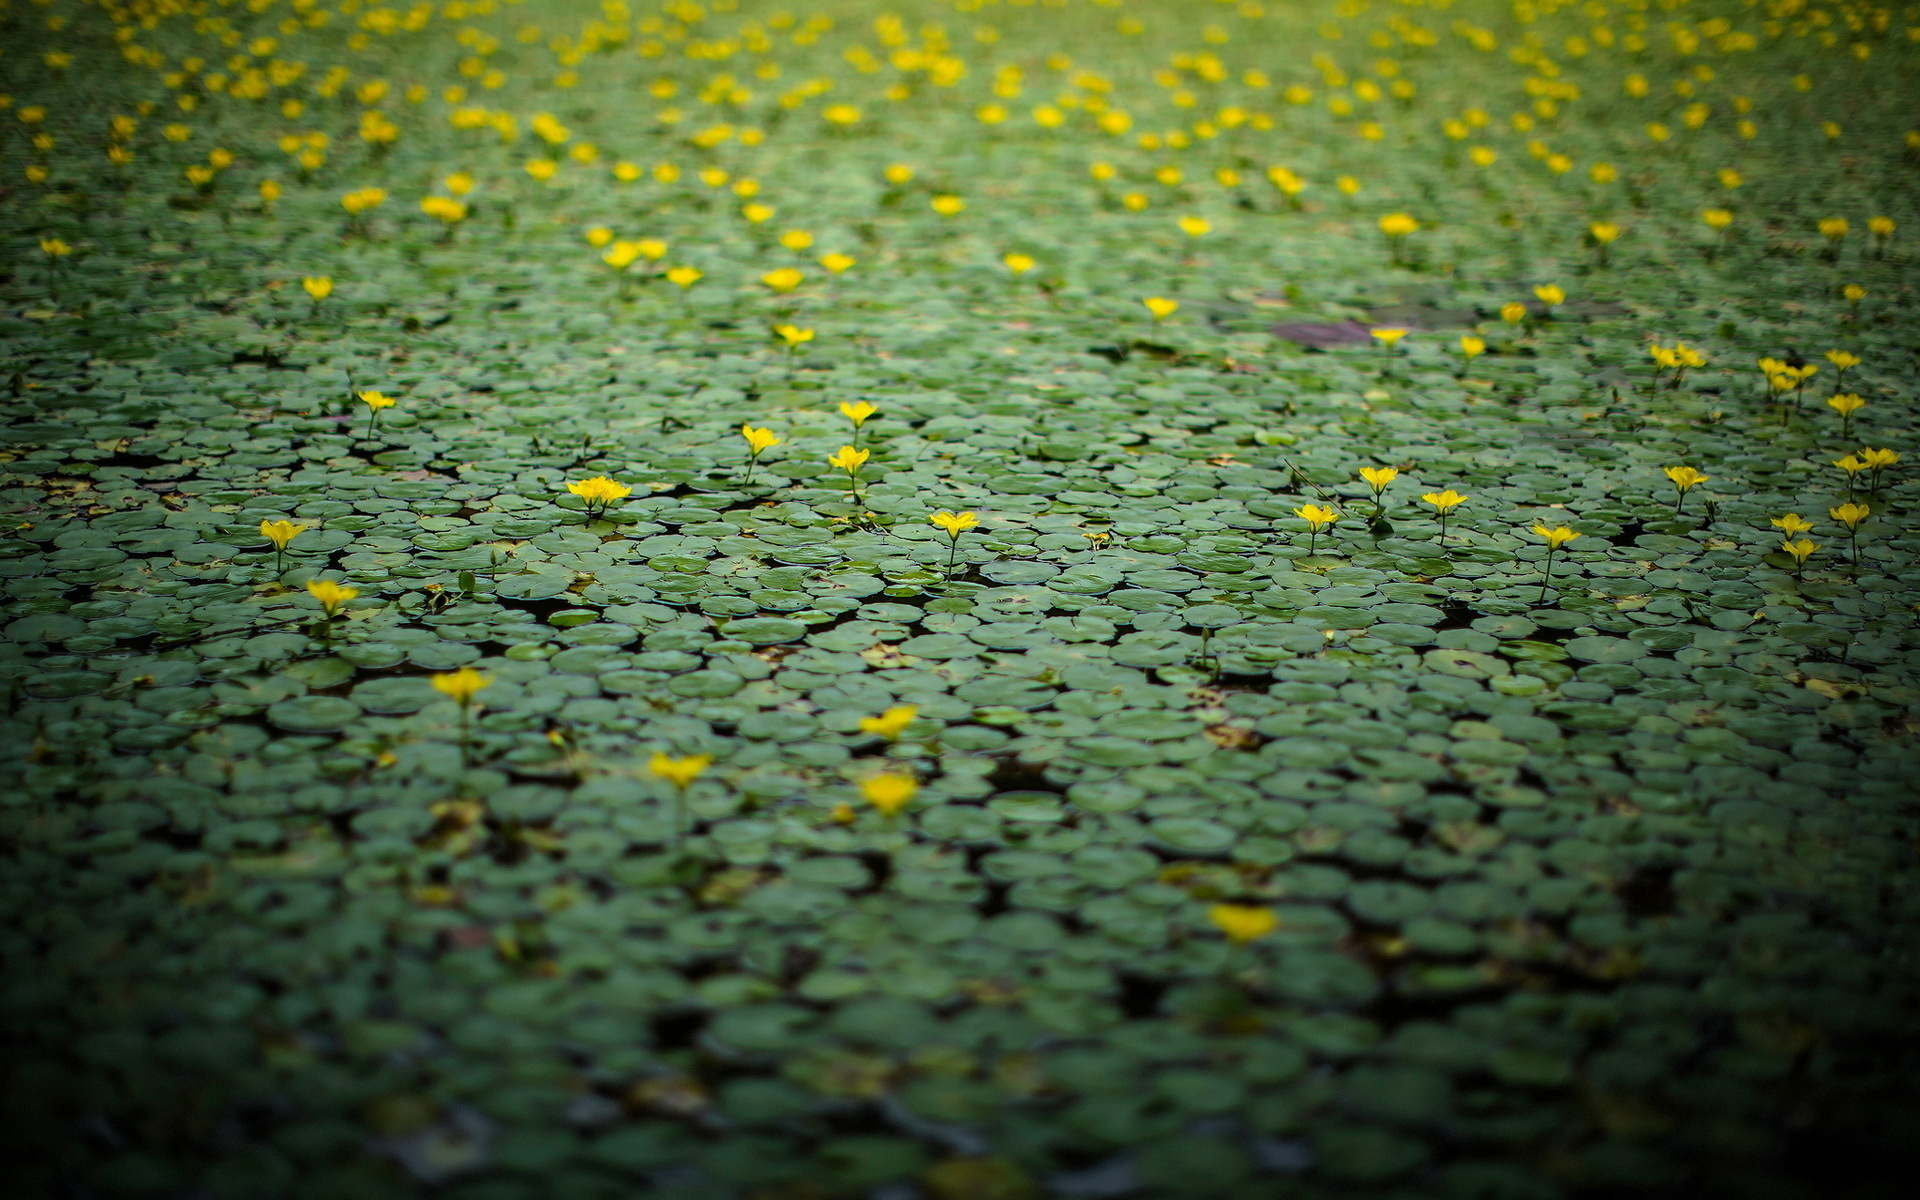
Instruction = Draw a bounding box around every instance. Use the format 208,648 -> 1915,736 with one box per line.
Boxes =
266,695 -> 362,733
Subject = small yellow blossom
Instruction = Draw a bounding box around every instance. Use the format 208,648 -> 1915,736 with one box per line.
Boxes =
858,705 -> 919,741
306,579 -> 358,617
1210,905 -> 1277,944
1142,297 -> 1178,321
649,753 -> 712,789
432,667 -> 493,707
567,476 -> 632,510
861,773 -> 918,817
259,519 -> 306,551
302,276 -> 333,300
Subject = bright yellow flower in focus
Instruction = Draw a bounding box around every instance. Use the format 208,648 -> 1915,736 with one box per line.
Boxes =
1830,502 -> 1869,531
861,773 -> 918,817
775,324 -> 814,347
1369,327 -> 1408,349
840,401 -> 878,428
1142,297 -> 1178,321
567,476 -> 632,510
306,579 -> 358,617
432,667 -> 493,707
358,390 -> 396,411
259,519 -> 307,550
1210,904 -> 1277,944
1533,525 -> 1581,549
1770,514 -> 1814,537
649,753 -> 712,789
858,705 -> 919,741
829,445 -> 870,473
930,511 -> 979,538
741,425 -> 781,454
1664,466 -> 1708,492
1459,335 -> 1486,359
1421,490 -> 1466,513
1358,466 -> 1399,495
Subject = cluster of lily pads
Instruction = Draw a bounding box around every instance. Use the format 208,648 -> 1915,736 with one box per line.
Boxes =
3,1 -> 1920,1199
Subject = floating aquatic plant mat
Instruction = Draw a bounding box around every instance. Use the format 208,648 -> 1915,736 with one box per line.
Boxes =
4,0 -> 1919,1196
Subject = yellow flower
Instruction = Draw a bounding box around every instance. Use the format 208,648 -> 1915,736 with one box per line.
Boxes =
1003,252 -> 1036,274
525,158 -> 558,181
1664,466 -> 1707,492
1369,327 -> 1408,348
1533,284 -> 1565,306
445,171 -> 475,196
930,194 -> 966,216
306,579 -> 358,617
741,425 -> 781,454
1358,466 -> 1398,496
40,237 -> 72,258
1378,212 -> 1418,237
1209,904 -> 1277,944
1142,297 -> 1178,321
1830,502 -> 1869,531
1818,217 -> 1849,241
1533,525 -> 1581,549
432,667 -> 493,706
930,510 -> 979,538
824,104 -> 861,125
420,196 -> 467,223
302,276 -> 333,300
860,773 -> 918,817
1177,215 -> 1211,237
1868,216 -> 1895,238
666,266 -> 703,289
1421,490 -> 1466,513
1458,335 -> 1486,359
1834,454 -> 1868,480
1589,221 -> 1620,244
358,390 -> 396,411
858,705 -> 919,741
1781,538 -> 1817,567
839,401 -> 878,428
602,241 -> 643,270
649,752 -> 712,789
1861,447 -> 1900,471
884,163 -> 915,184
566,476 -> 632,509
1825,350 -> 1860,371
819,253 -> 857,274
1719,167 -> 1744,190
585,226 -> 614,248
1501,302 -> 1528,324
1771,514 -> 1814,537
1295,504 -> 1339,530
829,445 -> 870,473
742,202 -> 776,224
1702,208 -> 1733,230
774,324 -> 814,347
259,519 -> 307,550
761,267 -> 804,292
340,187 -> 387,214
779,229 -> 814,251
1843,284 -> 1866,303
